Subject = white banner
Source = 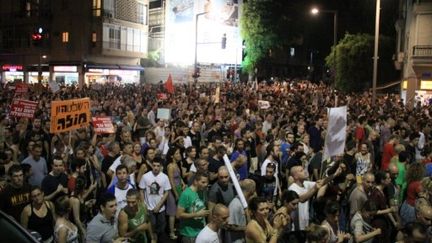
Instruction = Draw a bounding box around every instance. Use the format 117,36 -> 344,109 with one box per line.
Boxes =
323,106 -> 347,162
223,154 -> 248,209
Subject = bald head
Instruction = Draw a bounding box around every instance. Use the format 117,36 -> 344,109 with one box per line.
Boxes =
211,204 -> 229,227
290,165 -> 305,181
388,163 -> 398,174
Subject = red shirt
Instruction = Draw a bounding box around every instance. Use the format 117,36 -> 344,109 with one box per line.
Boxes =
381,143 -> 395,170
406,180 -> 422,206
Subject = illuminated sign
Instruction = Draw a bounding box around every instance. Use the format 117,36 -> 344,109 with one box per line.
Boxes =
420,80 -> 432,90
402,80 -> 407,89
54,66 -> 77,72
165,0 -> 242,65
2,64 -> 23,71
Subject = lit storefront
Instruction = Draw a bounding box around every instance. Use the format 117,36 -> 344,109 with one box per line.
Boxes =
85,65 -> 142,84
402,80 -> 432,105
53,66 -> 79,85
1,64 -> 24,83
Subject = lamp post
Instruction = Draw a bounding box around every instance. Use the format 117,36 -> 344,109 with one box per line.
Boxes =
372,0 -> 381,106
311,7 -> 338,85
194,12 -> 208,83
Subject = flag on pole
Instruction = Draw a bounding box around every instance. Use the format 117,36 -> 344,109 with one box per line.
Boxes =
323,106 -> 347,162
165,74 -> 174,94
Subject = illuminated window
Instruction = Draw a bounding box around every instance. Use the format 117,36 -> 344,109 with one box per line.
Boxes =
92,32 -> 97,43
92,0 -> 101,16
62,32 -> 69,43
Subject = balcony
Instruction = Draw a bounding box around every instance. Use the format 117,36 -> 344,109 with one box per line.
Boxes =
101,41 -> 146,58
412,45 -> 432,65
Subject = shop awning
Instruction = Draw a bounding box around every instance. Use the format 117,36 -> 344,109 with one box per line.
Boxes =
118,65 -> 145,71
85,63 -> 120,70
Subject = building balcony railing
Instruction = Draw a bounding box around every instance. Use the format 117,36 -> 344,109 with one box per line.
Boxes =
102,41 -> 145,53
413,45 -> 432,57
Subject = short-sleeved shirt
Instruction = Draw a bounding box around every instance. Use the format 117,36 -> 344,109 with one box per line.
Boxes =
227,196 -> 246,243
196,225 -> 220,243
139,171 -> 171,212
22,156 -> 48,186
208,182 -> 236,206
348,186 -> 368,217
350,212 -> 374,243
41,173 -> 68,202
0,184 -> 31,222
178,187 -> 207,238
86,213 -> 118,243
288,181 -> 316,230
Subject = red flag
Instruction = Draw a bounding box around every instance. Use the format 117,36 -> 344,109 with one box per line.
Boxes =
165,74 -> 175,94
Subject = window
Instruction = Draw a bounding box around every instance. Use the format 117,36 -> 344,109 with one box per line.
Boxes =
104,0 -> 114,17
137,3 -> 148,25
109,28 -> 120,49
92,32 -> 97,43
92,0 -> 101,16
62,32 -> 69,43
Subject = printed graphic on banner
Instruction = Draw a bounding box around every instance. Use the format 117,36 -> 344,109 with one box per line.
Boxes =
15,83 -> 28,94
157,93 -> 168,100
92,117 -> 115,134
50,98 -> 91,133
9,99 -> 38,119
258,100 -> 270,109
323,106 -> 347,162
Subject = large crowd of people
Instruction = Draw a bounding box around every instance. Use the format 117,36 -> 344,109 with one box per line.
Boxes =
0,80 -> 431,243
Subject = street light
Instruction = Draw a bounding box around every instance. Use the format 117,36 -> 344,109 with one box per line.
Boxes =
372,0 -> 381,106
194,12 -> 208,83
311,7 -> 338,85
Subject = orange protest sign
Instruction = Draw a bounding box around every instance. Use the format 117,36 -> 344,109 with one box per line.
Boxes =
50,98 -> 91,133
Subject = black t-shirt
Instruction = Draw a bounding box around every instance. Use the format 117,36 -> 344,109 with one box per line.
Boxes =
343,153 -> 356,175
188,131 -> 201,152
0,184 -> 31,222
41,173 -> 68,202
208,157 -> 225,174
260,176 -> 277,202
102,154 -> 119,174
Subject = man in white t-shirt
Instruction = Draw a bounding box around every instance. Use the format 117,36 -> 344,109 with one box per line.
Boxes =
196,204 -> 229,243
139,158 -> 171,241
107,164 -> 134,210
288,165 -> 340,230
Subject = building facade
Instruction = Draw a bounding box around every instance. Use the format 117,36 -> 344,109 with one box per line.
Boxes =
396,0 -> 432,105
0,0 -> 149,86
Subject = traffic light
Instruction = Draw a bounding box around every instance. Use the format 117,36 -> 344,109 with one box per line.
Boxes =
221,33 -> 226,49
31,27 -> 44,46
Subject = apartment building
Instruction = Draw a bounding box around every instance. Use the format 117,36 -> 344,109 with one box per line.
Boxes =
0,0 -> 149,86
395,0 -> 432,105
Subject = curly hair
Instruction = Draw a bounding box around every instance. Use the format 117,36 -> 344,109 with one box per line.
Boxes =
406,163 -> 426,184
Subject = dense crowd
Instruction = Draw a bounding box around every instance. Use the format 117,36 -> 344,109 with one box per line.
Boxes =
0,80 -> 431,243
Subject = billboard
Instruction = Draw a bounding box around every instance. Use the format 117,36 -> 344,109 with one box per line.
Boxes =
165,0 -> 242,65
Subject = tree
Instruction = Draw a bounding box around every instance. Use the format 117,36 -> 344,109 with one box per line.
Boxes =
325,33 -> 396,92
240,0 -> 304,74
